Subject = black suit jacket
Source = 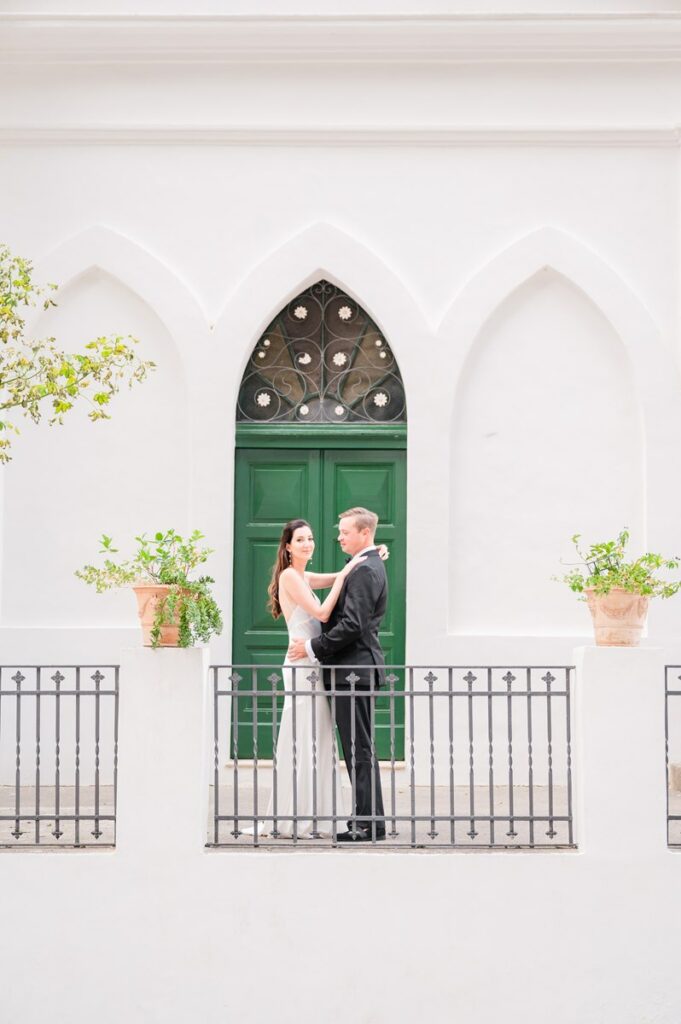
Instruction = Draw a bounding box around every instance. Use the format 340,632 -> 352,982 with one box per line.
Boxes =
310,548 -> 388,690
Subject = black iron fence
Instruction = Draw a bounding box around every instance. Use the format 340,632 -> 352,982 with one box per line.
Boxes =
209,665 -> 575,849
0,666 -> 119,847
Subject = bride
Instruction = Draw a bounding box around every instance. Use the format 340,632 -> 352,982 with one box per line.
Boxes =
248,518 -> 385,839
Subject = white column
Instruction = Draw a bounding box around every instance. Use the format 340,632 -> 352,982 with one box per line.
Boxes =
117,647 -> 211,858
574,645 -> 666,857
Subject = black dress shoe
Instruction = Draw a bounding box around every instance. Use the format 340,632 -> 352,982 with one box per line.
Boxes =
336,828 -> 386,843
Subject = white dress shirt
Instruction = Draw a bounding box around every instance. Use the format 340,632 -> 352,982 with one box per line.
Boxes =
303,545 -> 377,664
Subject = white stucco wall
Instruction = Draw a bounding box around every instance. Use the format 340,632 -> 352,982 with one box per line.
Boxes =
2,645 -> 675,1024
4,8 -> 681,1024
2,11 -> 681,658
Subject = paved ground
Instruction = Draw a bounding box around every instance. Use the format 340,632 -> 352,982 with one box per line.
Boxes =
210,775 -> 574,849
3,781 -> 678,849
0,784 -> 116,846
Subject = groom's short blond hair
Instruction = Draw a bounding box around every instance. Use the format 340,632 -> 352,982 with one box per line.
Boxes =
339,507 -> 378,536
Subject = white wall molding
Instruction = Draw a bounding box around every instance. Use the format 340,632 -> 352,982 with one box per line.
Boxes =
4,13 -> 681,64
439,224 -> 679,412
33,225 -> 209,381
2,125 -> 680,147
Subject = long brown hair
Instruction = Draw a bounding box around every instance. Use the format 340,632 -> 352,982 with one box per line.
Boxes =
267,519 -> 312,619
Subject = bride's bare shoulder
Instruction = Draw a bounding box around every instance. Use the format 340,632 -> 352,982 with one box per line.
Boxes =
278,567 -> 297,589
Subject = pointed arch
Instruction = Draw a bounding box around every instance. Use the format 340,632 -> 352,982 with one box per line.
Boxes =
211,222 -> 429,399
441,227 -> 681,626
439,226 -> 680,418
33,225 -> 209,378
237,279 -> 407,425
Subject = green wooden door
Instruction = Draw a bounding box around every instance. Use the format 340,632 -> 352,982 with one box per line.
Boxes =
321,450 -> 406,760
232,444 -> 406,759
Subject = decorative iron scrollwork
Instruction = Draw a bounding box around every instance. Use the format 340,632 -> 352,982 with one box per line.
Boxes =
237,280 -> 406,424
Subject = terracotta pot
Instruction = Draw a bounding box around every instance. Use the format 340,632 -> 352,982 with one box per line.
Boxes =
132,584 -> 181,647
584,587 -> 649,647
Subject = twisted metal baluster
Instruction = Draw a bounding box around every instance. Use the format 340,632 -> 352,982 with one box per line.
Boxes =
91,670 -> 104,839
330,668 -> 338,847
12,671 -> 24,840
52,671 -> 64,839
369,673 -> 377,843
526,668 -> 535,848
486,668 -> 494,846
387,673 -> 399,838
503,671 -> 517,839
464,671 -> 478,839
448,667 -> 455,846
34,668 -> 41,845
251,667 -> 259,847
544,672 -> 556,839
347,671 -> 360,837
230,672 -> 242,838
426,671 -> 438,839
269,672 -> 280,839
310,671 -> 319,838
291,666 -> 298,844
74,667 -> 81,846
565,668 -> 574,847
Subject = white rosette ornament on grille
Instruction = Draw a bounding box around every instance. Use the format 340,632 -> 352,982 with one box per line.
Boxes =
236,280 -> 406,424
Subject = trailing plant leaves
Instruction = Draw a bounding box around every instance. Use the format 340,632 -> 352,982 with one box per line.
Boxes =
554,528 -> 681,600
76,530 -> 223,647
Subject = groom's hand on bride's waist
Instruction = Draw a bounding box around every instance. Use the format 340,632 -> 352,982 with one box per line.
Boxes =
288,637 -> 308,661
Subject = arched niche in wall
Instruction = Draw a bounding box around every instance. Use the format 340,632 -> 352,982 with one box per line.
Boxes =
231,278 -> 408,759
2,268 -> 189,627
449,268 -> 644,636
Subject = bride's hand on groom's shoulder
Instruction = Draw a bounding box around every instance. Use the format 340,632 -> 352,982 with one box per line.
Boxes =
343,553 -> 367,577
378,544 -> 389,561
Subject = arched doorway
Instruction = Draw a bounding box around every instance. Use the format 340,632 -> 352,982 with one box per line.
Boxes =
233,279 -> 407,758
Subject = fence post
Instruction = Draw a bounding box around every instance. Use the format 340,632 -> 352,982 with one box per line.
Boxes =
574,645 -> 666,856
116,647 -> 211,857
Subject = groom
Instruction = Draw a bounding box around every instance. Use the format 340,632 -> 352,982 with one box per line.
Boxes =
288,506 -> 388,842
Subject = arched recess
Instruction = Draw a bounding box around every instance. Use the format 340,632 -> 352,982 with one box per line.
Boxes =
0,225 -> 211,624
228,264 -> 412,759
211,222 -> 427,408
198,222 -> 429,665
441,227 -> 681,636
2,265 -> 190,627
34,225 -> 209,384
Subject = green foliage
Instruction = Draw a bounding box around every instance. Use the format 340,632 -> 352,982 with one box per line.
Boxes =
554,528 -> 681,600
0,243 -> 155,462
76,529 -> 223,648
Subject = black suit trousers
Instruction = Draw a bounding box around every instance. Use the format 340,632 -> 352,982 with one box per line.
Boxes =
333,688 -> 385,835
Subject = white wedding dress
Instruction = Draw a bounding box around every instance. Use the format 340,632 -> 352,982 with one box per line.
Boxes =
250,595 -> 347,838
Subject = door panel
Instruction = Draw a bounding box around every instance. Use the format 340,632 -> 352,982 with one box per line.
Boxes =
233,446 -> 405,758
233,450 -> 321,756
322,450 -> 406,758
250,464 -> 313,523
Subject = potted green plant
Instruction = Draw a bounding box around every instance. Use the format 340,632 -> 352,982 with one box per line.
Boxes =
554,528 -> 680,646
76,529 -> 223,648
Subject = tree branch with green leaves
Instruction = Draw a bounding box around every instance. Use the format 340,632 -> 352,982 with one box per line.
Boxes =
0,243 -> 155,462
